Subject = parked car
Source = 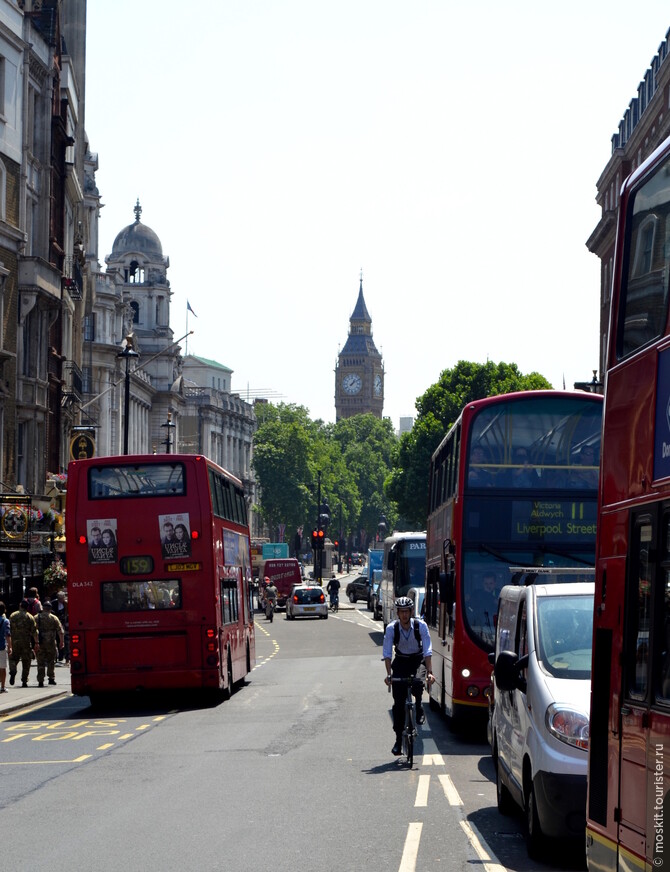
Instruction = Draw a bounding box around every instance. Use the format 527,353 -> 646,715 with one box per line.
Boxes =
285,585 -> 328,619
491,575 -> 594,859
369,573 -> 382,619
346,574 -> 370,603
368,569 -> 382,612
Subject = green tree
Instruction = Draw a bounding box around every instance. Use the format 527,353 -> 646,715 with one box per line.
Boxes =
251,403 -> 326,538
331,414 -> 399,546
385,361 -> 551,527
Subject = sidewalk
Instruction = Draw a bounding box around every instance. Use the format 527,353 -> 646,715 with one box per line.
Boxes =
0,664 -> 69,716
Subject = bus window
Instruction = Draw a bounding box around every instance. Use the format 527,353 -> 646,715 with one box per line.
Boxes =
617,155 -> 670,359
101,579 -> 181,612
627,521 -> 653,701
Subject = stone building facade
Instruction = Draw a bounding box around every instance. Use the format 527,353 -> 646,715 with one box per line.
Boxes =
587,27 -> 670,378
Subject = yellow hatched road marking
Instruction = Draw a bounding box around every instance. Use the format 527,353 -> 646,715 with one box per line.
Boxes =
0,754 -> 92,765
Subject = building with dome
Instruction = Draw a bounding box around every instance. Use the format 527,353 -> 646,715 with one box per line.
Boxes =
81,199 -> 256,504
334,276 -> 384,421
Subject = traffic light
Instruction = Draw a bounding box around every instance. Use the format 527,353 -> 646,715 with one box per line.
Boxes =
311,529 -> 325,550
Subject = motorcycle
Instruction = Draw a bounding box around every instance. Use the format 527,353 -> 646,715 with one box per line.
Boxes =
265,597 -> 276,622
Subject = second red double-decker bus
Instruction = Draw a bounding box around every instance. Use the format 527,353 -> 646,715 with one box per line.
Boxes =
424,390 -> 602,725
587,132 -> 670,872
66,454 -> 255,702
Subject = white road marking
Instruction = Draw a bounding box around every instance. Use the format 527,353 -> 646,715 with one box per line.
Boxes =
438,772 -> 463,806
414,773 -> 430,807
459,819 -> 507,872
398,822 -> 422,872
421,753 -> 444,766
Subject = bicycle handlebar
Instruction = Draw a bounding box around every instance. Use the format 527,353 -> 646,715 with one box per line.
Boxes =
387,675 -> 424,693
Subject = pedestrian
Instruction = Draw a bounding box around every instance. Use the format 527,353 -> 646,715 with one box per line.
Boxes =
0,601 -> 12,692
52,590 -> 69,662
35,601 -> 64,687
25,586 -> 42,616
8,599 -> 39,687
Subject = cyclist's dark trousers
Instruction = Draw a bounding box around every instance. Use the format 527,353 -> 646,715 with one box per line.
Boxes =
391,653 -> 425,735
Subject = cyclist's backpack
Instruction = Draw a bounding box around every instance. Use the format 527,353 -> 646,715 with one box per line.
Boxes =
393,618 -> 423,655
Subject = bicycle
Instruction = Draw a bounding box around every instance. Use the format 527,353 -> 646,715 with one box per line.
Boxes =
389,674 -> 424,766
329,593 -> 339,613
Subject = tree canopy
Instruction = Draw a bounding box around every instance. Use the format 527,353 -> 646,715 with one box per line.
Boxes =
384,361 -> 552,527
252,405 -> 395,551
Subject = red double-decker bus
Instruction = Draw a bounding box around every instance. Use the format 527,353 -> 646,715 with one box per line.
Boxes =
587,135 -> 670,872
424,391 -> 602,726
66,454 -> 255,702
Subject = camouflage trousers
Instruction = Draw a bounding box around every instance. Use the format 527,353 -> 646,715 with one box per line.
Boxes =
8,641 -> 33,684
36,641 -> 58,683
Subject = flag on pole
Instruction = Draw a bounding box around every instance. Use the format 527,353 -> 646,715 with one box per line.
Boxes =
187,300 -> 197,317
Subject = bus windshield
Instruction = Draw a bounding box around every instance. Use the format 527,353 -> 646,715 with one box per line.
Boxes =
394,540 -> 426,598
467,396 -> 601,490
463,552 -> 594,651
88,462 -> 186,498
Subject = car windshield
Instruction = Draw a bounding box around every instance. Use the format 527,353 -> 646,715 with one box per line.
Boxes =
535,594 -> 593,679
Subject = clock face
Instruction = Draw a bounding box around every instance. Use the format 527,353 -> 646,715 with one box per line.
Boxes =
342,373 -> 362,395
374,374 -> 382,397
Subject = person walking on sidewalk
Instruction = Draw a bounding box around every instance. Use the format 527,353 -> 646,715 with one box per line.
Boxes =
0,602 -> 11,692
8,599 -> 39,687
35,601 -> 64,687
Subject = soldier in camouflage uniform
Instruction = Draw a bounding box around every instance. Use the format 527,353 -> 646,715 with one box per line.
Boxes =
8,599 -> 39,687
35,601 -> 64,687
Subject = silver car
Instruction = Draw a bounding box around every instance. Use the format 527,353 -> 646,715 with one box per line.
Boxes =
285,585 -> 328,619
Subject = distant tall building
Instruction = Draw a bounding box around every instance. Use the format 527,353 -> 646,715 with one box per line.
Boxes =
334,276 -> 384,421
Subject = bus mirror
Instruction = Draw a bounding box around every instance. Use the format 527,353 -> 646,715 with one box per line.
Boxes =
439,570 -> 455,615
387,549 -> 396,572
494,650 -> 526,692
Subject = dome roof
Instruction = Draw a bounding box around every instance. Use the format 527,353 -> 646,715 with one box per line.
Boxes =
111,200 -> 163,258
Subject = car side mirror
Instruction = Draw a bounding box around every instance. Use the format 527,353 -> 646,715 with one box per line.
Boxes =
494,650 -> 527,692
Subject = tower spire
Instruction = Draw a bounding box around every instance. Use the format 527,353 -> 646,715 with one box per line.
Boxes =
134,198 -> 142,223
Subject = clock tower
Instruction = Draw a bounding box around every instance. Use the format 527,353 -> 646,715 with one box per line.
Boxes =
335,275 -> 384,421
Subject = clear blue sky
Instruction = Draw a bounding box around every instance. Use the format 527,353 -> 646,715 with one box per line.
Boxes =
85,2 -> 670,427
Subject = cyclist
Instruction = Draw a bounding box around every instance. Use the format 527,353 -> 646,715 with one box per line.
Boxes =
326,574 -> 340,610
264,577 -> 278,620
383,596 -> 434,756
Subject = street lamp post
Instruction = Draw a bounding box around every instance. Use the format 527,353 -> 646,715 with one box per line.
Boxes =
161,411 -> 176,454
116,337 -> 139,456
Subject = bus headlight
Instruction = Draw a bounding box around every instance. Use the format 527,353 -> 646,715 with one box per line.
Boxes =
545,703 -> 589,751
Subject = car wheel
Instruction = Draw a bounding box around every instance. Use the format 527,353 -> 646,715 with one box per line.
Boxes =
348,592 -> 356,603
525,781 -> 546,860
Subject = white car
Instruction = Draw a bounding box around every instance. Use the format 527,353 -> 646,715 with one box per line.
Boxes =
491,575 -> 593,859
285,585 -> 328,619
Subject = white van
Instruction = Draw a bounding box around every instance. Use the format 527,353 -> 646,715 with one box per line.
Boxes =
490,569 -> 594,859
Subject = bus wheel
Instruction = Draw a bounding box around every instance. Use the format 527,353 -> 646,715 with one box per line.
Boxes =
224,652 -> 234,700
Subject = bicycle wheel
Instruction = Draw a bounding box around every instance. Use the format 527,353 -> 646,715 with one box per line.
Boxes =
404,729 -> 414,766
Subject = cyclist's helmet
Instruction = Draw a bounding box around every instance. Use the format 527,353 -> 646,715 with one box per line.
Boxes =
395,596 -> 414,610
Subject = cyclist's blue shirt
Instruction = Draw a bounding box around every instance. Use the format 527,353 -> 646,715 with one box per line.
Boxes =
383,618 -> 432,660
